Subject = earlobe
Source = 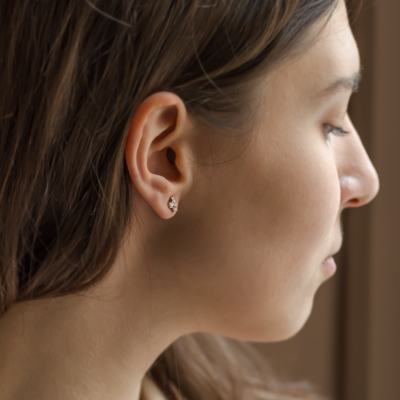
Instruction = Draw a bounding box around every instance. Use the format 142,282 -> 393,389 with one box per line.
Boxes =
125,92 -> 193,219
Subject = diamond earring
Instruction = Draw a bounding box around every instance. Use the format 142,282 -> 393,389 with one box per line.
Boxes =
168,196 -> 178,213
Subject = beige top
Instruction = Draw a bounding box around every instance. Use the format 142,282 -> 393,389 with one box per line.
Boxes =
140,375 -> 168,400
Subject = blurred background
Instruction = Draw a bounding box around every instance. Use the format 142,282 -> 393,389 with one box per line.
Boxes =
252,0 -> 400,399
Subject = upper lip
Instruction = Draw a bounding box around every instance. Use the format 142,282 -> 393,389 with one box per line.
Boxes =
330,248 -> 341,258
326,242 -> 343,259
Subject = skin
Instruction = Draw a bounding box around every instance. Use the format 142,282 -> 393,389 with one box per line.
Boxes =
0,0 -> 379,399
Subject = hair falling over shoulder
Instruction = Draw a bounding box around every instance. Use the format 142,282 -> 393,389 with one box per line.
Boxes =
0,1 -> 344,399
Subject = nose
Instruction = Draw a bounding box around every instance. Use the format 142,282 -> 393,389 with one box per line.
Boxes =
337,116 -> 380,209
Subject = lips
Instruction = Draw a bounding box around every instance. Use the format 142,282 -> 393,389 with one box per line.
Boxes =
322,255 -> 337,276
321,243 -> 341,276
325,250 -> 339,261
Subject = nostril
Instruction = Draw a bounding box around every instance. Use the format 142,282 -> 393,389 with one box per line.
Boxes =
340,170 -> 380,209
349,198 -> 361,206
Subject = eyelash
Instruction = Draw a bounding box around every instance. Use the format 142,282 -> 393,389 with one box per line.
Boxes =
325,124 -> 350,137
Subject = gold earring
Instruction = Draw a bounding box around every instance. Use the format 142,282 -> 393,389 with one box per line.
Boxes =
168,196 -> 178,213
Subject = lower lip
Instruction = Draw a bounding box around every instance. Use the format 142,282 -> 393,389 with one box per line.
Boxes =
322,256 -> 337,276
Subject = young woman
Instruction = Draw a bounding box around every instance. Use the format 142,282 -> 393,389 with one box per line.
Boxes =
0,0 -> 379,399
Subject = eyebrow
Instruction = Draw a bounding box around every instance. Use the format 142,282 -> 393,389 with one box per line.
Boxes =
317,67 -> 362,97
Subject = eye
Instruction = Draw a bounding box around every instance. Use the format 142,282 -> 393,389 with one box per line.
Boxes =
325,124 -> 350,137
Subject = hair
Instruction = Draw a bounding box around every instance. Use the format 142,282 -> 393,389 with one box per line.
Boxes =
0,0 -> 343,399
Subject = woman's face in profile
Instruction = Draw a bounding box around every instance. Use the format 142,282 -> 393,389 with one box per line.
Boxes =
134,0 -> 379,343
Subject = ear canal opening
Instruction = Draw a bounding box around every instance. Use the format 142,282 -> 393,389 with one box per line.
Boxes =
166,147 -> 176,166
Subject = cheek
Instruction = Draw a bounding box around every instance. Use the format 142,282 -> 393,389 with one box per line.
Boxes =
240,130 -> 340,266
167,130 -> 341,340
224,133 -> 340,334
242,142 -> 340,278
269,145 -> 340,263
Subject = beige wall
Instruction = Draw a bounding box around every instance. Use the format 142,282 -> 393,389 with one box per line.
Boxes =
367,0 -> 400,397
253,1 -> 400,399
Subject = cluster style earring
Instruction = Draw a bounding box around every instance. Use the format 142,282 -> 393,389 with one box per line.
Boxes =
168,196 -> 178,213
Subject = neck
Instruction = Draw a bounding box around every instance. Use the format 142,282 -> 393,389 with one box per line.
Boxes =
0,235 -> 195,400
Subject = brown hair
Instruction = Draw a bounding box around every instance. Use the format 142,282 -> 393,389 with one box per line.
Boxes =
0,0 -> 341,399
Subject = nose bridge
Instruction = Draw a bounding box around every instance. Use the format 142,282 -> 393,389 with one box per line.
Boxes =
339,121 -> 380,208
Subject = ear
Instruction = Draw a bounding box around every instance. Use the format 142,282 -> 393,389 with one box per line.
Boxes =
125,92 -> 194,219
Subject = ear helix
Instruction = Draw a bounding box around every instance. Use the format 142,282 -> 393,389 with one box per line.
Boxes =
168,196 -> 178,214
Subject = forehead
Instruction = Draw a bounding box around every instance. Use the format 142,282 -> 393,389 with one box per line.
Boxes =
264,0 -> 360,101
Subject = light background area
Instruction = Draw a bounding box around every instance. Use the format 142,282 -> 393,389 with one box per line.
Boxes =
252,1 -> 400,399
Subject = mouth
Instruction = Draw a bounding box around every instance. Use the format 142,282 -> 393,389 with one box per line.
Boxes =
321,246 -> 341,276
325,248 -> 341,260
322,255 -> 337,276
322,243 -> 342,277
325,243 -> 342,260
324,235 -> 343,261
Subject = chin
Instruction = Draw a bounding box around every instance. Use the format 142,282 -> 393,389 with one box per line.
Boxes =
277,299 -> 315,342
247,299 -> 315,343
272,317 -> 310,342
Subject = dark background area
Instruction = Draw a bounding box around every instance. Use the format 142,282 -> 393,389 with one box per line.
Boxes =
253,1 -> 400,399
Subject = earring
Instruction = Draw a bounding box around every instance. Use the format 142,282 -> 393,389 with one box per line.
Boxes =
168,196 -> 178,213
